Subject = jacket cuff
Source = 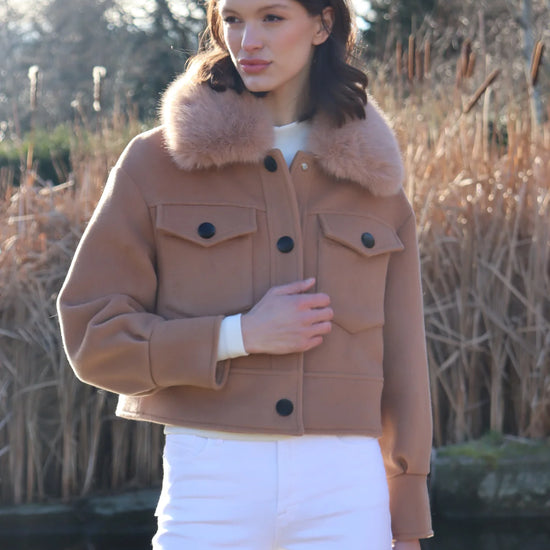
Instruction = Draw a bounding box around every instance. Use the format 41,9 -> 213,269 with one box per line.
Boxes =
388,473 -> 433,541
149,315 -> 228,390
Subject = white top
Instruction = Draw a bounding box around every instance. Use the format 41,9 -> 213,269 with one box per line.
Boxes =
273,119 -> 311,166
167,121 -> 311,440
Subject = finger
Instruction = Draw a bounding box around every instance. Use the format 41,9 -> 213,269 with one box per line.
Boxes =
273,278 -> 316,296
310,321 -> 332,336
306,293 -> 332,309
303,307 -> 333,325
303,335 -> 324,351
295,293 -> 331,311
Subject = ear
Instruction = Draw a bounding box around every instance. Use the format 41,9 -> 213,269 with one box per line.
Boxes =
312,6 -> 334,46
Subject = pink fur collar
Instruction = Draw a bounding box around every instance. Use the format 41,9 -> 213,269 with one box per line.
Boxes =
161,72 -> 403,197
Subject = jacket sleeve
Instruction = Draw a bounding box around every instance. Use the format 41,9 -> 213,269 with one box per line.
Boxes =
57,161 -> 228,397
379,210 -> 433,541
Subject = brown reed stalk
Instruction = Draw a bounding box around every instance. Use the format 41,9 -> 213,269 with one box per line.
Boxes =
466,52 -> 476,79
456,39 -> 472,87
530,41 -> 544,87
463,68 -> 500,114
396,40 -> 402,77
408,35 -> 415,82
461,39 -> 472,79
424,38 -> 431,79
416,47 -> 423,83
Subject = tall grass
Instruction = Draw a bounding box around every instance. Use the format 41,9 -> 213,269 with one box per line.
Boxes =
0,116 -> 163,505
371,47 -> 550,445
0,53 -> 548,504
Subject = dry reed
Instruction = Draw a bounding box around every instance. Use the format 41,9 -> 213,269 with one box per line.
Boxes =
530,41 -> 544,87
463,69 -> 501,114
408,35 -> 415,82
0,41 -> 549,505
373,67 -> 550,446
0,116 -> 163,506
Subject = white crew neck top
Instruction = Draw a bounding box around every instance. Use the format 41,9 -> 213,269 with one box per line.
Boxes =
273,120 -> 310,166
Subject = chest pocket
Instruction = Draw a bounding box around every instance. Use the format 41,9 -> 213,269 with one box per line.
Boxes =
155,204 -> 257,317
317,213 -> 404,334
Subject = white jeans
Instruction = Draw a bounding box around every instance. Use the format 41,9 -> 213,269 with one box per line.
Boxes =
153,433 -> 392,550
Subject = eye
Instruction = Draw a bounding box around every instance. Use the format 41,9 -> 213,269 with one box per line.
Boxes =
264,14 -> 284,22
223,15 -> 241,24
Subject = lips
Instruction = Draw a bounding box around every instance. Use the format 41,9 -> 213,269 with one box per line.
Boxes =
239,59 -> 271,74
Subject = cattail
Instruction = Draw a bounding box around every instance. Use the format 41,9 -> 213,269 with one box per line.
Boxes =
466,52 -> 476,79
93,66 -> 107,112
530,41 -> 544,87
28,66 -> 39,111
408,34 -> 415,82
456,39 -> 472,86
396,40 -> 403,77
416,48 -> 423,82
462,39 -> 472,78
463,68 -> 500,114
424,38 -> 431,78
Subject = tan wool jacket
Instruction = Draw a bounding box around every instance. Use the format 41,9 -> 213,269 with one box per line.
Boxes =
57,70 -> 433,540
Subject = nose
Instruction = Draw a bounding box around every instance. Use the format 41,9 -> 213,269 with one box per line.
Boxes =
241,23 -> 262,52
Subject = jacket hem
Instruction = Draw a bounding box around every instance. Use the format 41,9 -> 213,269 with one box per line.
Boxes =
115,405 -> 383,437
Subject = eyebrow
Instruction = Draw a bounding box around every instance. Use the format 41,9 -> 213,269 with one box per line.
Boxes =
220,3 -> 292,15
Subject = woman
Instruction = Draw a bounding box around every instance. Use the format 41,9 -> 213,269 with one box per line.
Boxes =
57,0 -> 433,548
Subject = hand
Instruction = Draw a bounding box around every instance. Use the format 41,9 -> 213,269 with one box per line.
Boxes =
241,278 -> 333,355
393,540 -> 421,550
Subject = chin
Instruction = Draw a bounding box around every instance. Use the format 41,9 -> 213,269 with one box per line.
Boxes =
240,78 -> 270,97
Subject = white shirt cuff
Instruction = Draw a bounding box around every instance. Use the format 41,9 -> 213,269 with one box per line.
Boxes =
217,314 -> 249,361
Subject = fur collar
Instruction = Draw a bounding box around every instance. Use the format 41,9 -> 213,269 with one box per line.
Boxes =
161,71 -> 403,197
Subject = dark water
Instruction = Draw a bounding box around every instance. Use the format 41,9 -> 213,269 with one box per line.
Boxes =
1,518 -> 549,549
425,518 -> 550,550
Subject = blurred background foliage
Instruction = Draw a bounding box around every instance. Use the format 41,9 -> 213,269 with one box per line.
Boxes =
1,0 -> 547,131
1,0 -> 548,187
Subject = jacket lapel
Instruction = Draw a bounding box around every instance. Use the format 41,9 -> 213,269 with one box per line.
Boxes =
161,71 -> 403,197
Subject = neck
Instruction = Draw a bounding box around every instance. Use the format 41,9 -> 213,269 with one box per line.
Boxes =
259,71 -> 311,126
262,91 -> 305,126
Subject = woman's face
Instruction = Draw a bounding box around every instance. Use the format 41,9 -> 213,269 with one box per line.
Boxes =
218,0 -> 331,115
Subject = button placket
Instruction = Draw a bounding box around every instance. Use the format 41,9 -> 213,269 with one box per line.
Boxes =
258,151 -> 304,432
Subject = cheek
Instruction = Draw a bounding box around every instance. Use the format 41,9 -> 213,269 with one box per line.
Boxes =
223,29 -> 240,59
281,22 -> 315,53
279,30 -> 315,68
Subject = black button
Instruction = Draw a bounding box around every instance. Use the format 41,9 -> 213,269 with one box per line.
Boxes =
361,232 -> 375,249
277,236 -> 294,253
276,399 -> 294,417
264,156 -> 278,172
198,222 -> 216,239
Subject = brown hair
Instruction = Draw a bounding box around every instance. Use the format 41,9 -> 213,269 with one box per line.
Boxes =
189,0 -> 368,126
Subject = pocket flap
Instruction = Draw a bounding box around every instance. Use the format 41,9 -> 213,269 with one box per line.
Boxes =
156,204 -> 257,247
319,213 -> 404,257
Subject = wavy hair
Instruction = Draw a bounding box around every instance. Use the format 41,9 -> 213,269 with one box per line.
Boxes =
188,0 -> 368,126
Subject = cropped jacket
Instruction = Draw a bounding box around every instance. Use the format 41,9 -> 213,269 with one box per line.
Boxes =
57,70 -> 433,540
